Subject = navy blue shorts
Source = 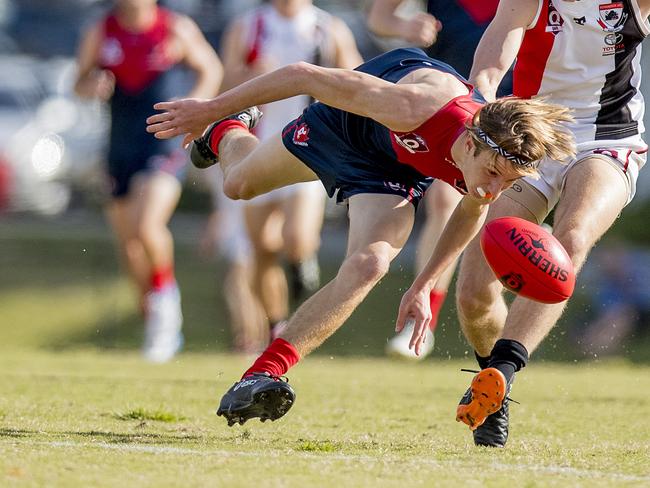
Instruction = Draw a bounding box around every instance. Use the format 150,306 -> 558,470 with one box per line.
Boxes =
107,77 -> 188,198
281,48 -> 444,208
107,148 -> 188,198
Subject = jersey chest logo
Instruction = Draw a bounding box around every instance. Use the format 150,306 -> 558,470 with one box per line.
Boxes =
598,2 -> 627,32
393,133 -> 429,154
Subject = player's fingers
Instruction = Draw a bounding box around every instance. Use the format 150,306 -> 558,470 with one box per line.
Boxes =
147,112 -> 173,124
147,120 -> 177,133
408,317 -> 423,351
153,101 -> 178,111
395,302 -> 410,332
153,128 -> 180,140
182,134 -> 194,149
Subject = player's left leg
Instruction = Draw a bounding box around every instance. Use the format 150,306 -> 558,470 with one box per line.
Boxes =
282,183 -> 326,301
219,131 -> 320,200
457,155 -> 631,446
132,170 -> 184,362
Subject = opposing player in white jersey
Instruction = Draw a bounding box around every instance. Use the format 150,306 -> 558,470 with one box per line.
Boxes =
406,0 -> 649,447
218,0 -> 363,338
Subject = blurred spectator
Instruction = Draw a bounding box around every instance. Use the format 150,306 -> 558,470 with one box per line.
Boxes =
368,0 -> 510,360
574,242 -> 650,356
74,0 -> 222,362
217,0 -> 363,339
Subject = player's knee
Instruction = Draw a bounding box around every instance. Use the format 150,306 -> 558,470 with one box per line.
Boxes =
223,173 -> 255,201
555,227 -> 590,268
284,232 -> 320,261
456,278 -> 496,321
341,251 -> 390,286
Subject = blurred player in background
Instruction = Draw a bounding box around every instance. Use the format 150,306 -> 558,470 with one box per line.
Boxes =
450,0 -> 649,448
218,0 -> 363,339
200,166 -> 267,354
368,0 -> 509,360
146,47 -> 575,427
74,0 -> 222,362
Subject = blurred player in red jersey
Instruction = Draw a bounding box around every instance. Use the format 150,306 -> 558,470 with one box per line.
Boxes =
74,0 -> 222,362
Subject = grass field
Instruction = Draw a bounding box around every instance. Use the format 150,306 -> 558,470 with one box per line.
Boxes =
2,213 -> 650,487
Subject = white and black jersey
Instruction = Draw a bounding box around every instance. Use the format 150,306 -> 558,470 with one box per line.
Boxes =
514,0 -> 649,150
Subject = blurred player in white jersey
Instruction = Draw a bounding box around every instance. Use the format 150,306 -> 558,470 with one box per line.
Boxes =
218,0 -> 363,338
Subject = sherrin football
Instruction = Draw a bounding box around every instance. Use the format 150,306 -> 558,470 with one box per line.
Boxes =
480,216 -> 576,304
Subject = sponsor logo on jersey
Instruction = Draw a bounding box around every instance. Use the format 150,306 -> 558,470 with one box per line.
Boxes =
574,16 -> 587,25
602,31 -> 626,55
393,132 -> 430,154
100,37 -> 124,66
546,0 -> 565,34
598,2 -> 627,32
292,123 -> 310,147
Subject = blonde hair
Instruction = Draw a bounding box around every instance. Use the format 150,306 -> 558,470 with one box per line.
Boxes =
467,97 -> 577,177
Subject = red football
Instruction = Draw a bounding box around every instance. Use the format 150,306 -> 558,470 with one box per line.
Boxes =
480,216 -> 575,304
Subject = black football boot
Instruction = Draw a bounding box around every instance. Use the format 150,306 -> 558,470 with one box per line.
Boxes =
456,368 -> 514,448
190,106 -> 263,169
217,372 -> 295,426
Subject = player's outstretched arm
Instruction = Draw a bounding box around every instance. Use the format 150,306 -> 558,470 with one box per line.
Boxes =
146,60 -> 439,146
469,0 -> 537,101
395,195 -> 489,355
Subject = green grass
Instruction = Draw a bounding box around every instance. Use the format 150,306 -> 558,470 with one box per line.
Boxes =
1,351 -> 649,487
1,213 -> 650,486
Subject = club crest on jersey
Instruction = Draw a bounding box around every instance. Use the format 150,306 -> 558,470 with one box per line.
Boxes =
598,2 -> 627,32
545,0 -> 564,34
292,123 -> 310,147
393,132 -> 429,154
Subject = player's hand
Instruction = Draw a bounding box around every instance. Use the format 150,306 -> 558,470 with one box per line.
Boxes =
402,13 -> 442,47
146,98 -> 216,148
395,284 -> 432,356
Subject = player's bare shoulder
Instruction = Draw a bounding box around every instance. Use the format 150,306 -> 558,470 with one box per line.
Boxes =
397,68 -> 470,111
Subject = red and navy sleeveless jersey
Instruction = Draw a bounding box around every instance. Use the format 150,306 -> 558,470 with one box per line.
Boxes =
349,48 -> 485,194
389,95 -> 481,193
99,7 -> 180,165
99,7 -> 177,95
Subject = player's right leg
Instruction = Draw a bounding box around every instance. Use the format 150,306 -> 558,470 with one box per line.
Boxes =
244,200 -> 290,340
105,198 -> 150,301
216,193 -> 416,426
386,180 -> 462,359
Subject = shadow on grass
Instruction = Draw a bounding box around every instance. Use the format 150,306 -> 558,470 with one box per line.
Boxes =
0,428 -> 203,444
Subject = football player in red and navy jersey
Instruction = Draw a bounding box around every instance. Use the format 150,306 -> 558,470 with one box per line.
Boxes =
74,0 -> 222,363
368,0 -> 513,361
146,48 -> 574,426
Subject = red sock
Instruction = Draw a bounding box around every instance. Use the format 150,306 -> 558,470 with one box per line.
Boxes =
428,290 -> 447,332
209,120 -> 248,156
150,265 -> 175,291
243,338 -> 300,378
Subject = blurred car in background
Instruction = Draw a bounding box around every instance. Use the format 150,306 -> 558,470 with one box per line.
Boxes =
0,55 -> 108,215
